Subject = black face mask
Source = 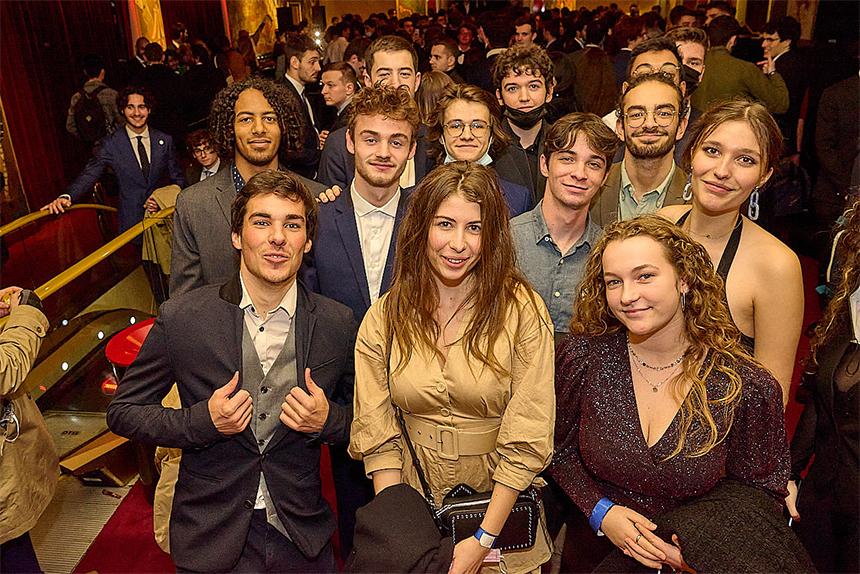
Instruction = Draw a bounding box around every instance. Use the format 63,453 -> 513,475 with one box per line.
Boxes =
503,105 -> 547,129
681,64 -> 701,96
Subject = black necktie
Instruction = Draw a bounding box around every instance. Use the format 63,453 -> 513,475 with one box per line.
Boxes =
137,136 -> 150,180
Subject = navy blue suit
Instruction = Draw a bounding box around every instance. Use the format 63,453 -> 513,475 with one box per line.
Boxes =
301,188 -> 410,560
64,127 -> 186,233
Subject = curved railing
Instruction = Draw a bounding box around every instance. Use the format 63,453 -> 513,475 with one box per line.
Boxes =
0,204 -> 118,238
0,206 -> 174,328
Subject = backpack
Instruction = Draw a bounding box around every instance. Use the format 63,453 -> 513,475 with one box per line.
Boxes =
73,85 -> 109,143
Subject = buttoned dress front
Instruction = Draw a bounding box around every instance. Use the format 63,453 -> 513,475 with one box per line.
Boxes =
349,286 -> 556,573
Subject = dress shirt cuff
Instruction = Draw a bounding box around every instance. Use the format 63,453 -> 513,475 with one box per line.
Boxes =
589,497 -> 615,534
59,194 -> 71,201
492,460 -> 539,493
362,450 -> 403,479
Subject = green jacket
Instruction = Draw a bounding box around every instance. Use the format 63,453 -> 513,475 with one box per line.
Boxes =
691,47 -> 789,115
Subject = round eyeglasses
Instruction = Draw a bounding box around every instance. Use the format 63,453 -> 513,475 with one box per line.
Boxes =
443,120 -> 490,138
622,107 -> 678,129
631,63 -> 680,80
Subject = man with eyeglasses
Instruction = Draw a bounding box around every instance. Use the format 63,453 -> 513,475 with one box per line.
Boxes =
590,74 -> 689,227
602,37 -> 699,165
184,129 -> 221,184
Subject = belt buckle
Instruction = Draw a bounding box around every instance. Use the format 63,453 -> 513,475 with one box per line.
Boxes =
435,425 -> 459,460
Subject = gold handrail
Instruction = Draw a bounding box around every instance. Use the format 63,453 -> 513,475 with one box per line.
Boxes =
0,207 -> 174,329
0,204 -> 118,238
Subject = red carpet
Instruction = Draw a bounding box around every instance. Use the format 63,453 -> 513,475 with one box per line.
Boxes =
72,480 -> 175,574
72,446 -> 340,573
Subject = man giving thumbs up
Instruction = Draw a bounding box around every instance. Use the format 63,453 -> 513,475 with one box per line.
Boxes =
107,171 -> 357,573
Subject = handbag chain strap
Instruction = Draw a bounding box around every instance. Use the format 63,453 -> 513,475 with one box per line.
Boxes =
394,406 -> 443,527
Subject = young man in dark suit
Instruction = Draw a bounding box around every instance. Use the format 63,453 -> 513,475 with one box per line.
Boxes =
43,86 -> 186,236
280,34 -> 325,179
170,77 -> 325,298
184,129 -> 221,184
303,84 -> 419,560
108,170 -> 356,573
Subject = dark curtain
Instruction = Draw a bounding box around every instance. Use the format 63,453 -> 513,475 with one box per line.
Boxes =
0,0 -> 130,211
160,0 -> 225,48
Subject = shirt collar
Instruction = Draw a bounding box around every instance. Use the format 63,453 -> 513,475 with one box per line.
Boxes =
337,96 -> 353,115
285,73 -> 305,96
532,199 -> 600,251
773,48 -> 789,62
204,158 -> 221,174
487,47 -> 507,58
620,158 -> 676,202
238,272 -> 298,318
126,125 -> 150,141
350,181 -> 400,218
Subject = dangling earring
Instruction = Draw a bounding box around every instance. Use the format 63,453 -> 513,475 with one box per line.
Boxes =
682,291 -> 686,310
682,173 -> 693,201
748,186 -> 760,221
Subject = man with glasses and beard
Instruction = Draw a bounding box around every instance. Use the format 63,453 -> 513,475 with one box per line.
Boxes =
590,74 -> 689,227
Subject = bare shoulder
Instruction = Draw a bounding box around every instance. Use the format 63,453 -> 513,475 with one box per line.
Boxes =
655,204 -> 689,222
742,220 -> 802,281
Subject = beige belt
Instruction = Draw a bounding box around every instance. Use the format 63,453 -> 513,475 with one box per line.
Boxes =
402,413 -> 499,461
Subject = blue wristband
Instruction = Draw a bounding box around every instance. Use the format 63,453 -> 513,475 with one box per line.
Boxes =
474,527 -> 498,549
589,498 -> 615,533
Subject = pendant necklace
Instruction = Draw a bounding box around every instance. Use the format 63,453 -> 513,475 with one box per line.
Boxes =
685,214 -> 741,240
631,358 -> 678,392
628,341 -> 685,371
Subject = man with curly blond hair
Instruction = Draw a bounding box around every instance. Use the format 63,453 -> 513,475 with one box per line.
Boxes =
303,83 -> 419,558
171,77 -> 326,297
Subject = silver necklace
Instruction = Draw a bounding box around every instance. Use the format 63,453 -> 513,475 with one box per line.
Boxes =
627,340 -> 685,371
631,356 -> 677,392
685,214 -> 742,240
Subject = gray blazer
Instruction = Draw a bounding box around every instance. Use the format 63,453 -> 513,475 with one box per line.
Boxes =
170,164 -> 326,297
589,161 -> 689,228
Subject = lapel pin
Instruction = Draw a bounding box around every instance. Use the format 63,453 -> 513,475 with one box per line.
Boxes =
159,139 -> 164,145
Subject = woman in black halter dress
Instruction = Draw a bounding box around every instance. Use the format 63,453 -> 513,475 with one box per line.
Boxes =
659,99 -> 804,405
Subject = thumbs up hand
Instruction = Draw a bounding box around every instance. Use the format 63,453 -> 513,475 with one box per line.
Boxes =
208,372 -> 253,435
280,368 -> 330,433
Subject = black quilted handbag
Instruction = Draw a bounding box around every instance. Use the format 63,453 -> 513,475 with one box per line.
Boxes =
395,408 -> 541,552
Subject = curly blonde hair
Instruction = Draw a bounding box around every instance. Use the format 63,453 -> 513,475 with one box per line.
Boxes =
570,215 -> 754,458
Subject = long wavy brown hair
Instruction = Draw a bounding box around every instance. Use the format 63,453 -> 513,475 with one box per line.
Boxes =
384,162 -> 542,377
808,199 -> 860,372
570,215 -> 754,458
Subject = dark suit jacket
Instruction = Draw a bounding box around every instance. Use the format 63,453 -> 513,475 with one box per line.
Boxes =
64,127 -> 185,233
282,79 -> 323,179
182,63 -> 227,129
317,126 -> 431,190
467,53 -> 501,95
813,74 -> 860,206
302,189 -> 409,323
589,161 -> 688,227
107,276 -> 357,571
170,164 -> 325,297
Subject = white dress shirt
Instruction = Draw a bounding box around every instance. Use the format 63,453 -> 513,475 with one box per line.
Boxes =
238,274 -> 297,510
126,125 -> 151,170
200,158 -> 221,181
351,183 -> 400,304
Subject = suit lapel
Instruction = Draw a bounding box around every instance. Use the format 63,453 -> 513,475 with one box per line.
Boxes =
217,275 -> 260,452
334,194 -> 372,309
148,130 -> 165,187
381,191 -> 408,292
118,131 -> 148,186
213,169 -> 235,226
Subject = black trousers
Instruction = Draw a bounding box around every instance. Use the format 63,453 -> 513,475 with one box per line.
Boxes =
1,532 -> 42,574
176,511 -> 337,574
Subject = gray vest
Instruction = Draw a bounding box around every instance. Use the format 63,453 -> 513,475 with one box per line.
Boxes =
242,319 -> 298,538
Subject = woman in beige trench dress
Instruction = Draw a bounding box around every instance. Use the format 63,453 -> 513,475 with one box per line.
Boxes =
349,162 -> 556,574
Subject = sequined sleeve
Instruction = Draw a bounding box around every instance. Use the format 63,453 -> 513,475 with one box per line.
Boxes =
725,361 -> 790,501
549,334 -> 606,516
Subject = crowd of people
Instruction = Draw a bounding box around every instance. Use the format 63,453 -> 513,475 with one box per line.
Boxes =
4,1 -> 856,574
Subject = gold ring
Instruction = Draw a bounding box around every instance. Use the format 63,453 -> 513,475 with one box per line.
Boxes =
635,534 -> 642,544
